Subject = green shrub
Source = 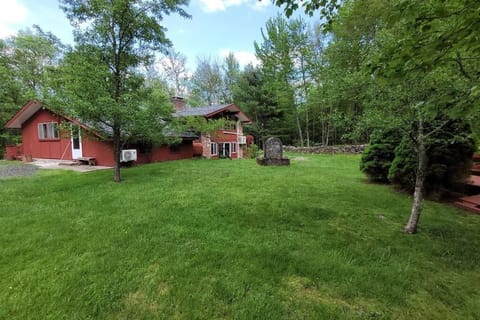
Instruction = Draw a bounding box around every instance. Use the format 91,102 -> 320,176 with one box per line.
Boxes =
387,135 -> 418,191
360,128 -> 402,183
244,143 -> 259,159
388,120 -> 476,199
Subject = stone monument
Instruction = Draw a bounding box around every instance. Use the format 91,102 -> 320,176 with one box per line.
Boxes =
257,137 -> 290,166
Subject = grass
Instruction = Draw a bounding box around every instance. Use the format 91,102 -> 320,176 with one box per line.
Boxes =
0,155 -> 479,319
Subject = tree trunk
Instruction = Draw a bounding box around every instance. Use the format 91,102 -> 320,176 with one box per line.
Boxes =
321,119 -> 325,146
321,117 -> 330,146
311,113 -> 316,144
325,121 -> 330,146
296,112 -> 304,147
300,56 -> 309,147
404,120 -> 427,234
113,125 -> 122,183
112,46 -> 122,182
305,105 -> 310,147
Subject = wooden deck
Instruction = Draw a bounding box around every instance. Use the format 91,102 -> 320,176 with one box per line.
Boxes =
465,175 -> 480,187
471,164 -> 480,176
454,194 -> 480,215
452,155 -> 480,214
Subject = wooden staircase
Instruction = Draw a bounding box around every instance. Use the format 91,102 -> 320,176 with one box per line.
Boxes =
453,154 -> 480,214
454,194 -> 480,214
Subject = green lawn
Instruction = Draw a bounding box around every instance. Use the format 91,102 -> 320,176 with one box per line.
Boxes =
1,155 -> 479,319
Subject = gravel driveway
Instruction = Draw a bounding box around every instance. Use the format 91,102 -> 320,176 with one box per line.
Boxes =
1,159 -> 112,177
0,163 -> 38,179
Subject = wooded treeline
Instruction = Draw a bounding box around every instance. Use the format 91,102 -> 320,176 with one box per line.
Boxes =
157,0 -> 480,148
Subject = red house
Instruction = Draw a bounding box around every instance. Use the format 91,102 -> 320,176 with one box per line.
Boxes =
172,97 -> 253,159
4,99 -> 253,165
4,100 -> 195,166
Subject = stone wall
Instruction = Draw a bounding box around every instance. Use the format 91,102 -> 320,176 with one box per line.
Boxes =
283,145 -> 367,154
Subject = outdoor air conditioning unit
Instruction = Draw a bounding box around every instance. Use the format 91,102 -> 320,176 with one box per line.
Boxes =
120,149 -> 137,162
238,136 -> 247,145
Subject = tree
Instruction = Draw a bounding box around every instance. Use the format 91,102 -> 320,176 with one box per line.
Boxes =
360,127 -> 402,183
232,64 -> 280,147
255,15 -> 307,145
388,120 -> 476,200
190,56 -> 224,106
221,52 -> 240,103
0,26 -> 65,157
159,48 -> 188,96
8,26 -> 66,95
317,0 -> 387,145
371,0 -> 479,233
59,0 -> 190,182
288,18 -> 316,147
272,0 -> 479,233
271,0 -> 340,21
0,39 -> 21,157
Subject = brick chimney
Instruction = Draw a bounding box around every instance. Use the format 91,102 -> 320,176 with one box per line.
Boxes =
172,96 -> 186,112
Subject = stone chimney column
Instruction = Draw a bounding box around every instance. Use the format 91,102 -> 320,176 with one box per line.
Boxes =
172,96 -> 186,112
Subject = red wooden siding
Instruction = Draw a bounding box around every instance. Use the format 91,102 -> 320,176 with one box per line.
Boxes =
22,109 -> 70,160
81,138 -> 115,166
16,107 -> 194,166
211,131 -> 241,159
135,141 -> 194,164
5,145 -> 22,160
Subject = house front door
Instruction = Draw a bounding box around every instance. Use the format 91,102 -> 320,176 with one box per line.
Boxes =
220,142 -> 230,158
71,126 -> 82,159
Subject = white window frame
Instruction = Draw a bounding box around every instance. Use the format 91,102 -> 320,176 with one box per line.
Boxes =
210,142 -> 217,156
231,142 -> 237,153
38,122 -> 59,140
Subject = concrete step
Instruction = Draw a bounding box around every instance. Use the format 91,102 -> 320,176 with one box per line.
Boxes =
58,161 -> 81,166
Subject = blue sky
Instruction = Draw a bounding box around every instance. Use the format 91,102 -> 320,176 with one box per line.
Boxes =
1,0 -> 316,70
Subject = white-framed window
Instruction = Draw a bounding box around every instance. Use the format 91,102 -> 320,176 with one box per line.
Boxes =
210,142 -> 217,155
38,122 -> 59,140
231,142 -> 237,153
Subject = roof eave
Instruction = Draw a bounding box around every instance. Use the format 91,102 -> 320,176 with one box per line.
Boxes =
4,100 -> 42,129
204,104 -> 253,123
4,100 -> 106,140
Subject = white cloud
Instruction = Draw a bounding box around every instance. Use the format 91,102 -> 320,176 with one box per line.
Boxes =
197,0 -> 269,13
0,0 -> 28,38
251,0 -> 270,11
219,49 -> 259,68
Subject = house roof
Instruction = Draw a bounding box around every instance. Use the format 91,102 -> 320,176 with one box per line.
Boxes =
174,104 -> 252,124
4,100 -> 106,139
4,100 -> 43,129
4,100 -> 198,140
